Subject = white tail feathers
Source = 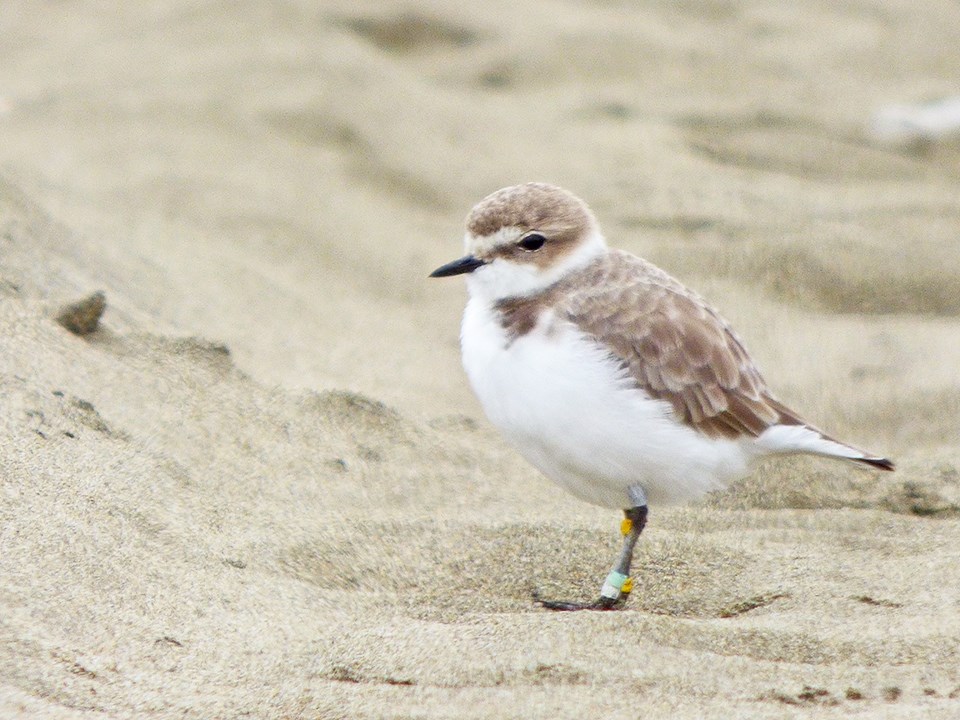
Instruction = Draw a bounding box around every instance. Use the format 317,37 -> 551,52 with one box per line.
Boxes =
755,424 -> 895,471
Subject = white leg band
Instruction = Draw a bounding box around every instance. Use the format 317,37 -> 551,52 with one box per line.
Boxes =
600,570 -> 629,600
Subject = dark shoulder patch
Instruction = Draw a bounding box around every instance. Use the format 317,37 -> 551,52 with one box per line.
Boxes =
495,292 -> 555,341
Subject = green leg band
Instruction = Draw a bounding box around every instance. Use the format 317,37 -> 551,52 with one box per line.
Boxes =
600,570 -> 629,600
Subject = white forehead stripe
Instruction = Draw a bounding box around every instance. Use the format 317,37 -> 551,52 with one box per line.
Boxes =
464,228 -> 608,300
465,226 -> 523,256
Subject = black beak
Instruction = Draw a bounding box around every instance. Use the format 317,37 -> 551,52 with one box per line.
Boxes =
429,255 -> 486,278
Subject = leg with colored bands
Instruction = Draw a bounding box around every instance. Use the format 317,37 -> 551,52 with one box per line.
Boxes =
535,503 -> 648,611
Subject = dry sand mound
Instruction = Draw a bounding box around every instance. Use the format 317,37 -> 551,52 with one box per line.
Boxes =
1,1 -> 960,717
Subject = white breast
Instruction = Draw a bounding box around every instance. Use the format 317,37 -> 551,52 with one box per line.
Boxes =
460,297 -> 751,508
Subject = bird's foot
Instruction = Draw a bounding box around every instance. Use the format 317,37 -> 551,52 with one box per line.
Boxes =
533,591 -> 624,611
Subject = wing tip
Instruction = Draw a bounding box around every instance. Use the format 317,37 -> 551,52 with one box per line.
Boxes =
856,456 -> 895,472
756,424 -> 896,472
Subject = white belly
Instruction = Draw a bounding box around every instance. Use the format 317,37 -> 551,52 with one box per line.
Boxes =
460,297 -> 750,508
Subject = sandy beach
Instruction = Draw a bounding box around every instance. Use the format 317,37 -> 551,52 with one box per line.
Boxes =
2,1 -> 959,717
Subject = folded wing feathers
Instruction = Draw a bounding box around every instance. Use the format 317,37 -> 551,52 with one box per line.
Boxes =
558,251 -> 893,470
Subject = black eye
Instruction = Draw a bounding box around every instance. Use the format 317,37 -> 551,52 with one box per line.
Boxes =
518,233 -> 546,252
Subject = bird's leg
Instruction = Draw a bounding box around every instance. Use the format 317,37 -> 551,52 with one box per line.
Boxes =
535,496 -> 648,612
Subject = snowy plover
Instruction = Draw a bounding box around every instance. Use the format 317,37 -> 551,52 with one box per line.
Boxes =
430,183 -> 893,611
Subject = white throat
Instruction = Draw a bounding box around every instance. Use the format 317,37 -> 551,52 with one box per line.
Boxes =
465,229 -> 607,302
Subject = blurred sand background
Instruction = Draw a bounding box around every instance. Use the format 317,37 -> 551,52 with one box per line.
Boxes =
2,1 -> 960,717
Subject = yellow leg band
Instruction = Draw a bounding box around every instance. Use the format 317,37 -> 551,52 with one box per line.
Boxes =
620,518 -> 633,536
621,577 -> 633,594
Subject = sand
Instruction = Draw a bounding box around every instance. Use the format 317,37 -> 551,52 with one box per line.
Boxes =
1,1 -> 959,717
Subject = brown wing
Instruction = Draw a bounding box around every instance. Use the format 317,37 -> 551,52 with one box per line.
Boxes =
557,252 -> 805,440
